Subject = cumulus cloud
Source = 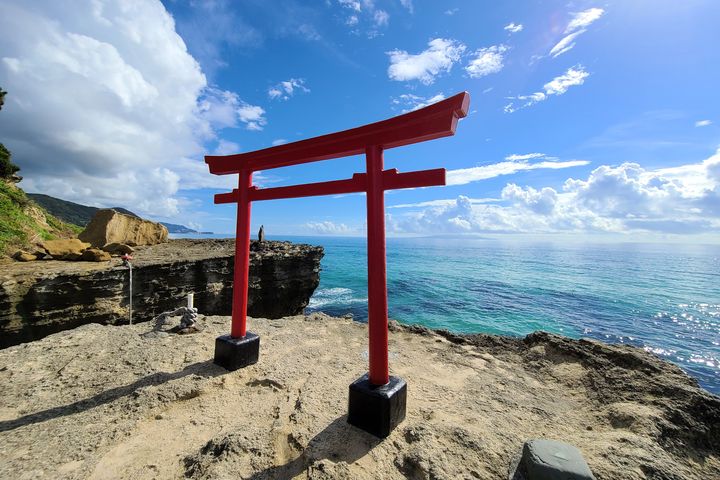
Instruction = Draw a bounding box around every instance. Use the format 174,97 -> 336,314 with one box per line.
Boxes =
465,45 -> 508,78
444,8 -> 459,16
267,78 -> 310,100
387,38 -> 466,84
504,23 -> 523,33
0,0 -> 263,218
504,66 -> 589,112
502,184 -> 558,215
304,220 -> 354,235
389,150 -> 720,235
549,8 -> 604,58
391,93 -> 446,113
695,120 -> 712,127
446,155 -> 589,186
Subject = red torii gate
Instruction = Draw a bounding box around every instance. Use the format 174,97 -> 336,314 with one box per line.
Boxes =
206,92 -> 469,437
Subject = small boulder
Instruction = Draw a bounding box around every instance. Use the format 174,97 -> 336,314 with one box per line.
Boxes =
102,242 -> 134,255
79,209 -> 168,247
12,250 -> 37,262
41,239 -> 91,260
509,439 -> 595,480
80,248 -> 111,262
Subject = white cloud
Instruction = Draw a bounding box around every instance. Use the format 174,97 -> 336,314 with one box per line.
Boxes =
338,0 -> 361,12
304,221 -> 354,235
505,66 -> 589,112
504,23 -> 523,33
465,45 -> 508,78
547,8 -> 604,59
374,10 -> 390,27
392,93 -> 446,113
387,38 -> 466,84
399,0 -> 414,14
505,153 -> 547,161
544,67 -> 590,94
446,158 -> 590,186
695,120 -> 712,127
502,184 -> 558,215
339,0 -> 391,34
444,8 -> 459,16
0,0 -> 264,218
566,8 -> 605,33
268,78 -> 310,100
198,88 -> 267,131
272,138 -> 288,146
389,149 -> 720,235
388,198 -> 498,209
549,29 -> 586,58
213,139 -> 240,155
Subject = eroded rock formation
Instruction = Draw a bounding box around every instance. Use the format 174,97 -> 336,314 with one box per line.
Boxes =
79,209 -> 168,247
0,239 -> 323,347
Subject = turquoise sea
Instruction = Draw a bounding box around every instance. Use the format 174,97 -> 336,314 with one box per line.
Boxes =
175,234 -> 720,394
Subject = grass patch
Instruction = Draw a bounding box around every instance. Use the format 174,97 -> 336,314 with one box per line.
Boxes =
0,181 -> 83,256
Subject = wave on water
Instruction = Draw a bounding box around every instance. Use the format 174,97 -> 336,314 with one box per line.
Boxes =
307,287 -> 367,310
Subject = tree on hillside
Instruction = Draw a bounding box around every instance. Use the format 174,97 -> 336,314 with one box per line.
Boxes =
0,87 -> 21,179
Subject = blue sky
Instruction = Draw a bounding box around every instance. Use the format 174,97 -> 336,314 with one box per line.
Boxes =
1,0 -> 718,240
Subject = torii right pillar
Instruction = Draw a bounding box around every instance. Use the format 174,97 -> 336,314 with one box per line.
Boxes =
347,144 -> 404,438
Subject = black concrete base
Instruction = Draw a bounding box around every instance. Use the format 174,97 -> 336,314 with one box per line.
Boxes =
347,374 -> 406,438
213,332 -> 260,371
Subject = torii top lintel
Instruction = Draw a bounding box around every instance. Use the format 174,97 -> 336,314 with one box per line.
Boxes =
205,92 -> 470,175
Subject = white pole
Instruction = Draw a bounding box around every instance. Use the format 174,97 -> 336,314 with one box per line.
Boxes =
188,292 -> 194,310
129,264 -> 133,325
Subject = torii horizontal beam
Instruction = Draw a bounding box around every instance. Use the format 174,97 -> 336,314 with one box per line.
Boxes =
213,168 -> 446,204
205,92 -> 469,174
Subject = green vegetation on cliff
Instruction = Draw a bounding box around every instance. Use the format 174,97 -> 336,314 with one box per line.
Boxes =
1,88 -> 21,179
0,180 -> 82,256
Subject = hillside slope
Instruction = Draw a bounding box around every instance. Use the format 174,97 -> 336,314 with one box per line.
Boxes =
27,193 -> 136,226
0,181 -> 81,256
28,193 -> 200,234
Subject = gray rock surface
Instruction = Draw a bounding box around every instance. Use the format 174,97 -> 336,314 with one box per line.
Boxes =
0,239 -> 323,347
509,439 -> 595,479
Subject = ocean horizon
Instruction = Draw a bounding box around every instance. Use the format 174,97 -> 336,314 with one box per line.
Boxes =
172,233 -> 720,394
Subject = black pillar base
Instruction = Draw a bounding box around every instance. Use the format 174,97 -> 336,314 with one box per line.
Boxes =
347,374 -> 406,438
213,332 -> 260,371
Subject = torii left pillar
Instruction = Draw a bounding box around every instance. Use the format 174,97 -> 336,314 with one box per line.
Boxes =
213,168 -> 260,370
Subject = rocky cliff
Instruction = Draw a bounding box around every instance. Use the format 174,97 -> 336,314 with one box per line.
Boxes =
0,314 -> 717,479
0,239 -> 323,347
